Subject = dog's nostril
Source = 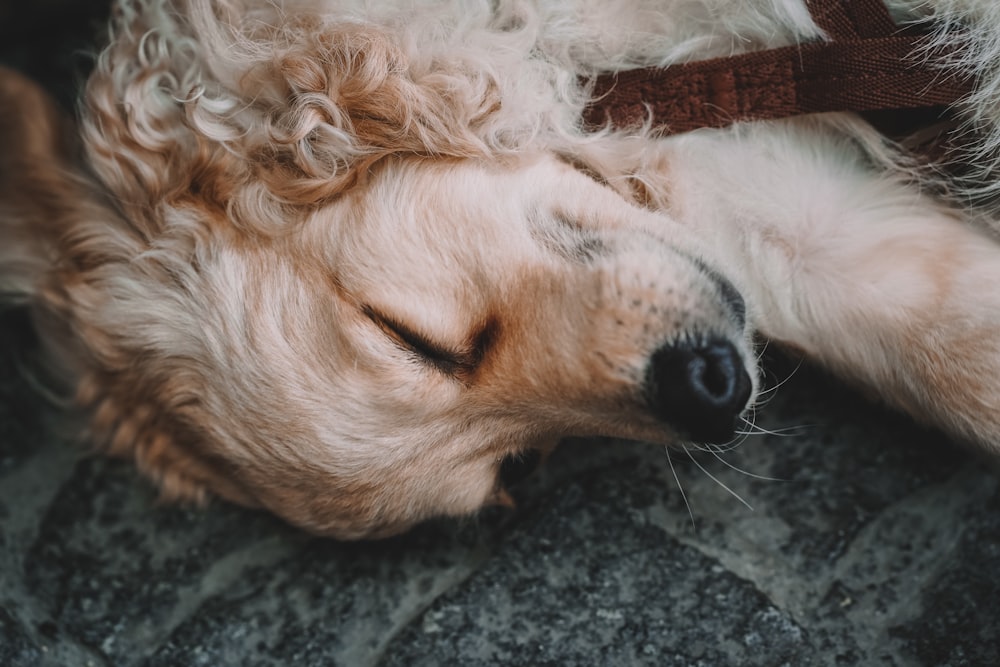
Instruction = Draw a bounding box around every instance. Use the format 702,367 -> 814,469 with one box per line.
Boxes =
645,337 -> 752,444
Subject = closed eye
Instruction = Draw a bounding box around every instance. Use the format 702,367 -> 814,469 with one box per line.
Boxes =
362,305 -> 491,376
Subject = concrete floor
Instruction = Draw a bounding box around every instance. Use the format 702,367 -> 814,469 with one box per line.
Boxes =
2,316 -> 998,666
1,4 -> 999,665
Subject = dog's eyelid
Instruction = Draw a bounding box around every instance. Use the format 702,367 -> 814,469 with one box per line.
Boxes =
362,305 -> 475,374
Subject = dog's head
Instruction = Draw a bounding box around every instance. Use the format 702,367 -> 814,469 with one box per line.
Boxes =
1,1 -> 755,538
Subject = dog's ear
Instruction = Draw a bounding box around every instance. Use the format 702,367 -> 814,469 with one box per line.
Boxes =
246,20 -> 502,204
0,67 -> 252,510
79,2 -> 505,234
83,378 -> 258,508
0,66 -> 84,302
0,64 -> 150,298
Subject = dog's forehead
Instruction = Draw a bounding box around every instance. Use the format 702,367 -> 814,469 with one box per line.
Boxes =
298,158 -> 557,298
313,155 -> 640,272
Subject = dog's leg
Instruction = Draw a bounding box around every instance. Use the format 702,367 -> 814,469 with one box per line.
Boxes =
656,118 -> 1000,452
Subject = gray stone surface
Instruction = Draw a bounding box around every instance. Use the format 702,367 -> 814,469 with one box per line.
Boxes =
2,5 -> 1000,664
2,311 -> 999,666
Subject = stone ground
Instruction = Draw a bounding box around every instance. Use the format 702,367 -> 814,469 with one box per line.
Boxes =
2,4 -> 999,665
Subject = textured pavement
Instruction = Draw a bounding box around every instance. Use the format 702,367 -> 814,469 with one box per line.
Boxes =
2,4 -> 1000,665
3,313 -> 999,666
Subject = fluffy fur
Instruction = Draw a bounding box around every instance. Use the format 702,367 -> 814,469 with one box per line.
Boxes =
3,0 -> 1000,538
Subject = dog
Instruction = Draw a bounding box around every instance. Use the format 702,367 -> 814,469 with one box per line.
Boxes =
3,0 -> 1000,539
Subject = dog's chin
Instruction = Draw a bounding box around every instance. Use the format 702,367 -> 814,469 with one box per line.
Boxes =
274,394 -> 757,540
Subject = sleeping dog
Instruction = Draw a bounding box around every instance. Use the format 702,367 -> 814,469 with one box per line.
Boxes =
2,0 -> 1000,538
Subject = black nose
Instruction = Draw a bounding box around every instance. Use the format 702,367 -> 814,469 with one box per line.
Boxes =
645,337 -> 752,443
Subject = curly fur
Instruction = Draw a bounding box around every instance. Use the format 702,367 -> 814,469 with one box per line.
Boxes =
4,0 -> 1000,538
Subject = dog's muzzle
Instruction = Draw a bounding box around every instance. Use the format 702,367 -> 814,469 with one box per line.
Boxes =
644,337 -> 752,444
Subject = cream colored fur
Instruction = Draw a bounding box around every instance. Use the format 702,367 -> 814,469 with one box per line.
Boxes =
2,0 -> 1000,538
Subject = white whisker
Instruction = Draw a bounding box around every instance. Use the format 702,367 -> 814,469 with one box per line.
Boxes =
753,357 -> 804,402
685,448 -> 754,511
754,339 -> 770,362
708,448 -> 788,482
737,417 -> 811,438
687,437 -> 744,454
665,445 -> 696,531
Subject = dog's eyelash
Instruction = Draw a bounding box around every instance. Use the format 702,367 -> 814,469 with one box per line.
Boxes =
363,306 -> 477,375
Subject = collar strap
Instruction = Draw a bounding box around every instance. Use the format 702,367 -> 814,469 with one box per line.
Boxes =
582,0 -> 974,134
